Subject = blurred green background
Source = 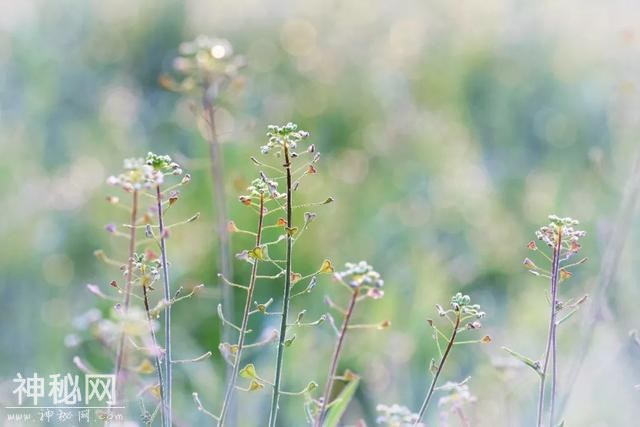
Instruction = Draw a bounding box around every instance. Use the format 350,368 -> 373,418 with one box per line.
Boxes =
1,0 -> 640,425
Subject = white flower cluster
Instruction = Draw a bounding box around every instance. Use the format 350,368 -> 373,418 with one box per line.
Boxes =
334,261 -> 385,299
247,176 -> 280,199
535,215 -> 586,250
450,292 -> 485,318
261,122 -> 310,155
376,404 -> 422,427
106,158 -> 163,191
106,153 -> 182,192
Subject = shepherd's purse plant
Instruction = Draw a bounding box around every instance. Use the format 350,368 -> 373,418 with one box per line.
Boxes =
413,292 -> 490,426
80,153 -> 209,426
503,214 -> 588,427
314,261 -> 389,426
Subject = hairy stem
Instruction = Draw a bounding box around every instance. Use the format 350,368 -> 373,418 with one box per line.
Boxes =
537,229 -> 562,427
156,185 -> 173,427
142,278 -> 166,427
218,194 -> 265,426
113,189 -> 139,402
269,144 -> 293,427
315,289 -> 359,427
414,311 -> 461,426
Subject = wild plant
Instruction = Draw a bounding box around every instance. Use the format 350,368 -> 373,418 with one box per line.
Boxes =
80,154 -> 206,426
504,214 -> 587,427
187,122 -> 333,426
414,292 -> 490,426
255,122 -> 335,427
103,157 -> 150,402
314,261 -> 389,426
213,176 -> 273,426
143,152 -> 193,426
129,252 -> 167,425
160,36 -> 245,349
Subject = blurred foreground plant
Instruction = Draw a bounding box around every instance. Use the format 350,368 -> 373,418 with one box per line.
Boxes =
504,215 -> 588,427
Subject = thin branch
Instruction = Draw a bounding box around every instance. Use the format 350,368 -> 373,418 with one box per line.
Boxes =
193,392 -> 220,421
172,351 -> 213,364
141,279 -> 166,426
218,194 -> 265,426
113,189 -> 139,407
537,228 -> 562,427
156,184 -> 173,427
414,311 -> 461,426
315,289 -> 359,427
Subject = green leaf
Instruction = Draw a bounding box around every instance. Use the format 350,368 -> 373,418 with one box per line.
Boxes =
322,376 -> 360,427
501,346 -> 542,377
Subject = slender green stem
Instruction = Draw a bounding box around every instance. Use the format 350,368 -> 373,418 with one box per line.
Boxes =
315,289 -> 359,427
414,311 -> 461,426
141,277 -> 166,427
551,324 -> 558,426
218,194 -> 265,426
156,185 -> 173,427
269,145 -> 293,427
203,94 -> 234,358
113,189 -> 139,402
537,229 -> 563,427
